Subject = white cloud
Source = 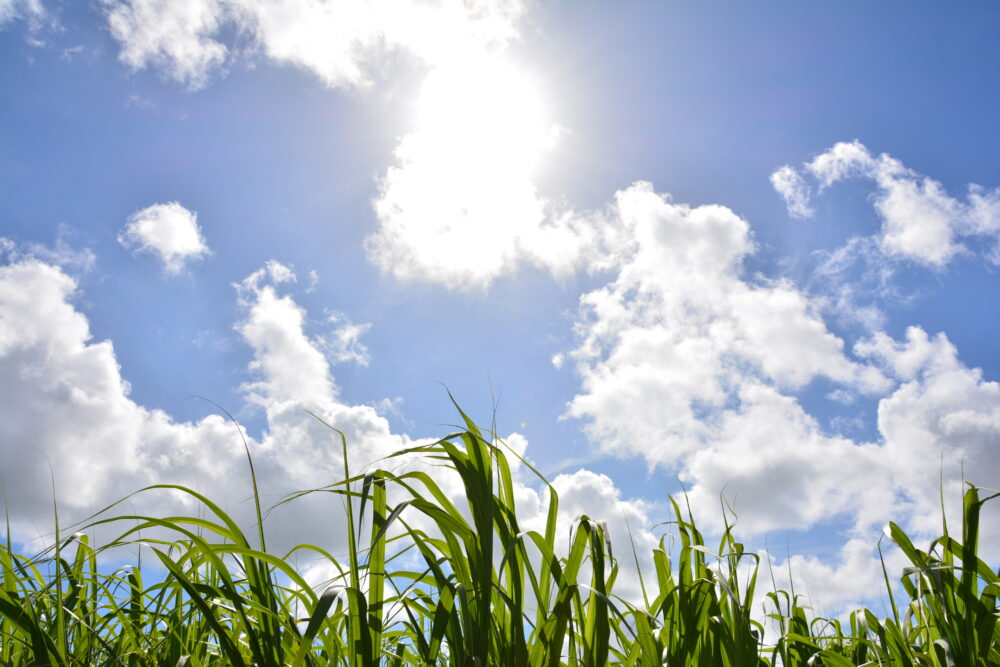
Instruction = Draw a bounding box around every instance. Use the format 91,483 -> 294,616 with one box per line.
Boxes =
119,201 -> 210,274
0,254 -> 405,551
103,0 -> 527,89
806,139 -> 876,187
547,468 -> 659,600
741,327 -> 1000,613
232,0 -> 525,88
826,388 -> 855,405
527,325 -> 999,620
0,259 -> 150,525
561,181 -> 1000,554
1,230 -> 95,274
680,381 -> 893,534
968,184 -> 1000,263
236,265 -> 341,409
772,140 -> 1000,267
809,235 -> 895,332
769,164 -> 813,219
0,0 -> 45,29
320,312 -> 371,366
104,0 -> 228,89
0,251 -> 658,582
855,327 -> 1000,542
566,182 -> 888,470
869,160 -> 962,267
237,258 -> 296,295
759,538 -> 910,624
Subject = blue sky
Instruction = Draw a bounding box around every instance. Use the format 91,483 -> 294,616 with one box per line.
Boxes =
2,0 -> 999,615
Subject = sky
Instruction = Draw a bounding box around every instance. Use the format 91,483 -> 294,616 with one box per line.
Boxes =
2,0 -> 1000,618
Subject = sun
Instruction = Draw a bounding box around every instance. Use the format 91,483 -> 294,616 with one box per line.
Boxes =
369,52 -> 562,283
412,54 -> 556,183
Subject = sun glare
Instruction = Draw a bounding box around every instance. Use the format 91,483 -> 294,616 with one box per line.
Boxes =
413,55 -> 556,181
370,53 -> 563,283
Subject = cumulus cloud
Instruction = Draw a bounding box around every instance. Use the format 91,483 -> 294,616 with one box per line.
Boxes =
771,140 -> 1000,267
118,201 -> 210,274
0,254 -> 402,550
567,183 -> 888,469
0,250 -> 657,581
738,328 -> 1000,618
757,537 -> 911,628
560,181 -> 1000,553
548,468 -> 659,599
680,381 -> 893,534
856,327 -> 1000,538
0,258 -> 152,524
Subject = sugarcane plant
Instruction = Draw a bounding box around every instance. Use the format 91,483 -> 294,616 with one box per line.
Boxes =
0,401 -> 997,665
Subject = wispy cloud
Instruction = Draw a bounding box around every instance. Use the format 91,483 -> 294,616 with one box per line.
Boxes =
0,0 -> 46,30
1,228 -> 96,274
320,312 -> 371,367
770,164 -> 813,219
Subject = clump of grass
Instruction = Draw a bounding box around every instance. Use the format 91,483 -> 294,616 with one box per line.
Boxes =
0,401 -> 997,665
